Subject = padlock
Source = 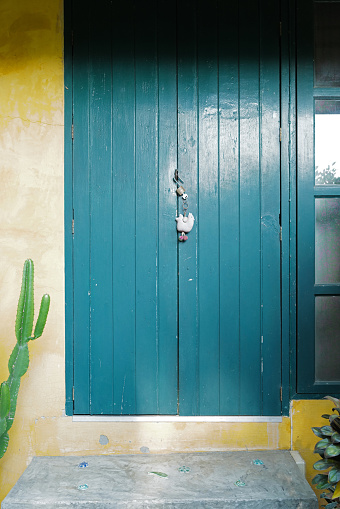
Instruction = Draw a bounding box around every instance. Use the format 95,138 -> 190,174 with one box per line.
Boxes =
176,186 -> 186,196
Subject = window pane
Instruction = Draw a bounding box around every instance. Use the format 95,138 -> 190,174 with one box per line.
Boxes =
315,198 -> 340,283
315,100 -> 340,185
315,296 -> 340,382
314,1 -> 340,87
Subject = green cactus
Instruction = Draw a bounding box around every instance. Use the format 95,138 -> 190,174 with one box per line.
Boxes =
0,259 -> 50,459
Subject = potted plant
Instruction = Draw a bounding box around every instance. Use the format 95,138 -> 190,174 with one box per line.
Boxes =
312,396 -> 340,508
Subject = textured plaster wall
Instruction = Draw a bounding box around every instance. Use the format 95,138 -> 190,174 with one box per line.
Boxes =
0,1 -> 330,507
291,399 -> 335,508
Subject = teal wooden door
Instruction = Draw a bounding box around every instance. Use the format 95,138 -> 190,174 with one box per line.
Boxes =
69,0 -> 282,416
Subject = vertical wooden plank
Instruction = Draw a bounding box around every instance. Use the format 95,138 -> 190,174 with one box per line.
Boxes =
134,0 -> 159,414
218,0 -> 241,415
157,0 -> 178,414
287,0 -> 297,407
178,0 -> 199,416
64,0 -> 74,416
72,0 -> 91,414
279,0 -> 292,415
260,0 -> 281,415
196,0 -> 220,415
239,0 -> 262,415
88,0 -> 114,414
111,0 -> 137,415
296,0 -> 315,392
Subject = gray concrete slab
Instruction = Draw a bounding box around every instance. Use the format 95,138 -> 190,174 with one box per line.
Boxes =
2,451 -> 318,508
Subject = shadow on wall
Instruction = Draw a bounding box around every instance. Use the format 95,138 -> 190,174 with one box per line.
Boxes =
0,11 -> 61,75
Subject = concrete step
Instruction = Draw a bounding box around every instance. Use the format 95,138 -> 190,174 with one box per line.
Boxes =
2,451 -> 318,508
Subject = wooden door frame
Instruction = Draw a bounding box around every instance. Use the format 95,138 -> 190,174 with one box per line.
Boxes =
64,0 -> 74,416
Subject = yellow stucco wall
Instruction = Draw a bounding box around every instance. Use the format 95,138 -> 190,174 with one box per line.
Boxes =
291,399 -> 335,505
0,1 -> 334,507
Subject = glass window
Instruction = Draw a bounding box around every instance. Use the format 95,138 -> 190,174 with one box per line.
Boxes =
314,1 -> 340,88
315,198 -> 340,283
315,100 -> 340,185
315,296 -> 340,382
298,1 -> 340,393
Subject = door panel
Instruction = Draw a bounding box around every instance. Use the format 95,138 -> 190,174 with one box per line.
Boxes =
218,0 -> 240,414
259,0 -> 282,415
89,1 -> 115,415
176,0 -> 199,416
239,0 -> 262,415
155,0 -> 179,414
111,2 -> 139,415
72,1 -> 91,414
70,0 -> 282,416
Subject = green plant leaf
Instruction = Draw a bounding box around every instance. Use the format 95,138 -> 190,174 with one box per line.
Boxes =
313,427 -> 327,438
318,480 -> 333,490
316,439 -> 333,451
315,449 -> 327,457
148,471 -> 168,478
325,396 -> 340,408
325,502 -> 339,508
332,433 -> 340,444
315,452 -> 327,459
323,415 -> 332,419
313,473 -> 329,485
0,432 -> 9,459
325,445 -> 340,458
322,426 -> 335,436
314,459 -> 337,470
329,468 -> 340,484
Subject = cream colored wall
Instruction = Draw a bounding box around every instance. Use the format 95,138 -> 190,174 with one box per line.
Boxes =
0,1 -> 331,507
0,0 -> 65,499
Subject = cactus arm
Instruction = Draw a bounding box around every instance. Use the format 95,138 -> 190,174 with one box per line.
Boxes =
20,259 -> 34,344
33,294 -> 50,340
15,261 -> 28,343
15,260 -> 35,345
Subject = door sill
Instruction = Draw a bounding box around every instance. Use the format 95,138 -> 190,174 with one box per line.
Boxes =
72,415 -> 282,423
